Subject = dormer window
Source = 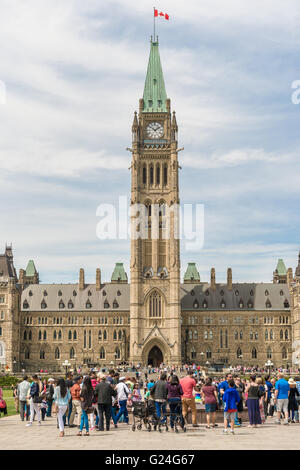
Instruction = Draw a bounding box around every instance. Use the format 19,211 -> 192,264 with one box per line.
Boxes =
88,290 -> 92,297
23,300 -> 29,309
250,289 -> 254,296
148,100 -> 153,107
190,290 -> 195,296
239,300 -> 244,309
59,300 -> 65,309
203,300 -> 208,309
41,300 -> 47,309
68,301 -> 74,309
58,290 -> 62,297
235,290 -> 239,296
158,99 -> 162,107
113,300 -> 119,309
73,290 -> 77,296
117,290 -> 121,296
220,299 -> 226,309
266,299 -> 272,308
29,291 -> 33,297
104,300 -> 109,309
193,299 -> 199,309
284,300 -> 290,308
86,300 -> 92,309
205,290 -> 209,296
103,290 -> 106,296
43,290 -> 47,297
265,290 -> 269,296
220,290 -> 224,297
280,290 -> 284,296
247,300 -> 253,308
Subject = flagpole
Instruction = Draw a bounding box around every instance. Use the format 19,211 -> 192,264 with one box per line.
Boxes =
153,6 -> 155,42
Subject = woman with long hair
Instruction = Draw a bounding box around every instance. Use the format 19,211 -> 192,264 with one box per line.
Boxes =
53,378 -> 71,437
201,377 -> 218,428
245,375 -> 263,428
78,376 -> 94,436
166,374 -> 184,431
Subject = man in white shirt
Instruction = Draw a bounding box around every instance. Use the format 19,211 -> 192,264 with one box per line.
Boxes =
17,375 -> 31,421
115,377 -> 130,424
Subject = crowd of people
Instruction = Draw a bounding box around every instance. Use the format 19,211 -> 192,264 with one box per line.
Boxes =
1,366 -> 300,437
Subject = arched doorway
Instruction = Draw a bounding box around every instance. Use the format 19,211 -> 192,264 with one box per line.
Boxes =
148,346 -> 163,367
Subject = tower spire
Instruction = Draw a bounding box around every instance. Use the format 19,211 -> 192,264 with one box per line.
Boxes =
143,40 -> 167,113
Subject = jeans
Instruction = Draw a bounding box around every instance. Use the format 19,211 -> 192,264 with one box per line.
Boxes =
58,405 -> 67,432
111,406 -> 117,425
19,400 -> 30,421
67,398 -> 73,424
46,400 -> 53,417
155,401 -> 167,424
116,400 -> 128,424
80,410 -> 89,432
168,398 -> 184,428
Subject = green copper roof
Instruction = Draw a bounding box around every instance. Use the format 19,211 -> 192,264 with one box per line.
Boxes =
111,263 -> 128,282
184,263 -> 200,282
26,260 -> 37,277
143,41 -> 167,113
276,259 -> 287,276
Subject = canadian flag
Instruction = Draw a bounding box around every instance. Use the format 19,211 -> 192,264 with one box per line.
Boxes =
154,9 -> 169,20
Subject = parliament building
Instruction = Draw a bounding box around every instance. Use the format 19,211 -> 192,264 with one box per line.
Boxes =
1,40 -> 300,373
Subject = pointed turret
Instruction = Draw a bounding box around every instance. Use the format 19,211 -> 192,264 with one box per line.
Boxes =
296,251 -> 300,280
273,258 -> 287,284
143,39 -> 167,112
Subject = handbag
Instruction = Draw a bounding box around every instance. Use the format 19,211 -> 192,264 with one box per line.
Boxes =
0,399 -> 6,409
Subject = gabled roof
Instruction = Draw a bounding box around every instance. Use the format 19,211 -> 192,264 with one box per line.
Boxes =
0,246 -> 17,280
143,40 -> 167,113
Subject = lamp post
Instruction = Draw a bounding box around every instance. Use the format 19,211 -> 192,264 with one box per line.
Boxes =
265,359 -> 273,375
62,360 -> 71,378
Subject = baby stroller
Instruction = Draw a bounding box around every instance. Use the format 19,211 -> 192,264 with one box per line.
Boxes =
167,400 -> 186,433
145,399 -> 168,432
131,401 -> 147,431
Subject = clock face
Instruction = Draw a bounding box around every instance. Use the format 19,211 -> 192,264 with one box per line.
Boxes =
146,122 -> 164,139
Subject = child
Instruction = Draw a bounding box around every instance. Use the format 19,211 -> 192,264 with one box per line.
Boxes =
223,380 -> 240,434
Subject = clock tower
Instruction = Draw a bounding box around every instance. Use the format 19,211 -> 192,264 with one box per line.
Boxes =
129,39 -> 182,366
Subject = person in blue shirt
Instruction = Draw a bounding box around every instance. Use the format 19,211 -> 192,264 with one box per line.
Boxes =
264,375 -> 273,417
222,380 -> 240,434
274,373 -> 290,425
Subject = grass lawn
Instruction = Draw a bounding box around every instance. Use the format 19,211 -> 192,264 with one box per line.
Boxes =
1,389 -> 17,417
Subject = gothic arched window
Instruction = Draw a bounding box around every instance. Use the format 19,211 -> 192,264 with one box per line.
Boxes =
252,348 -> 257,359
282,347 -> 287,359
149,291 -> 163,318
143,165 -> 147,185
70,347 -> 75,359
40,349 -> 45,360
55,347 -> 60,359
156,164 -> 160,185
150,165 -> 154,185
100,347 -> 105,359
163,164 -> 168,186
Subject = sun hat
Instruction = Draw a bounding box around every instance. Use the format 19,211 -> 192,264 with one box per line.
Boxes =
48,378 -> 55,382
119,376 -> 126,381
288,378 -> 296,385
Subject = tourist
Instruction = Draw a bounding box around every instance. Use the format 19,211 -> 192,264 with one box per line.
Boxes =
116,376 -> 130,425
46,378 -> 55,418
131,383 -> 142,402
234,377 -> 244,426
222,380 -> 240,434
288,378 -> 299,423
245,375 -> 262,428
107,369 -> 115,385
18,375 -> 31,422
274,373 -> 290,425
12,382 -> 19,413
53,378 -> 71,437
166,375 -> 184,431
70,376 -> 82,427
65,372 -> 74,427
0,386 -> 7,417
26,375 -> 42,427
264,375 -> 273,416
150,372 -> 168,425
256,377 -> 266,423
95,372 -> 117,431
180,369 -> 199,427
78,376 -> 94,436
201,377 -> 218,429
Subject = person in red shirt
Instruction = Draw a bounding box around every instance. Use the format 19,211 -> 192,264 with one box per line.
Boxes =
180,369 -> 199,427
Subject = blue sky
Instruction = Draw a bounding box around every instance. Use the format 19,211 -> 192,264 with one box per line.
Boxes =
0,0 -> 300,284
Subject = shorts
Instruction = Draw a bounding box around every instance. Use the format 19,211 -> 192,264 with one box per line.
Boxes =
205,403 -> 217,413
276,398 -> 288,413
224,411 -> 236,421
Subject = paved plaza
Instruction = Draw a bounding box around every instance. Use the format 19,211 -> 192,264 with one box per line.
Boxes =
1,414 -> 300,450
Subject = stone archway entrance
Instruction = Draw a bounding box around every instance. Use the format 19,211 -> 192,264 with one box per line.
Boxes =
148,346 -> 163,367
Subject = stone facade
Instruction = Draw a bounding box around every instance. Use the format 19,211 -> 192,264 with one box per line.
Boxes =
0,40 -> 299,373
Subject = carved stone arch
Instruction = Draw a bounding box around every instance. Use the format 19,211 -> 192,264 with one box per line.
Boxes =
141,337 -> 170,365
